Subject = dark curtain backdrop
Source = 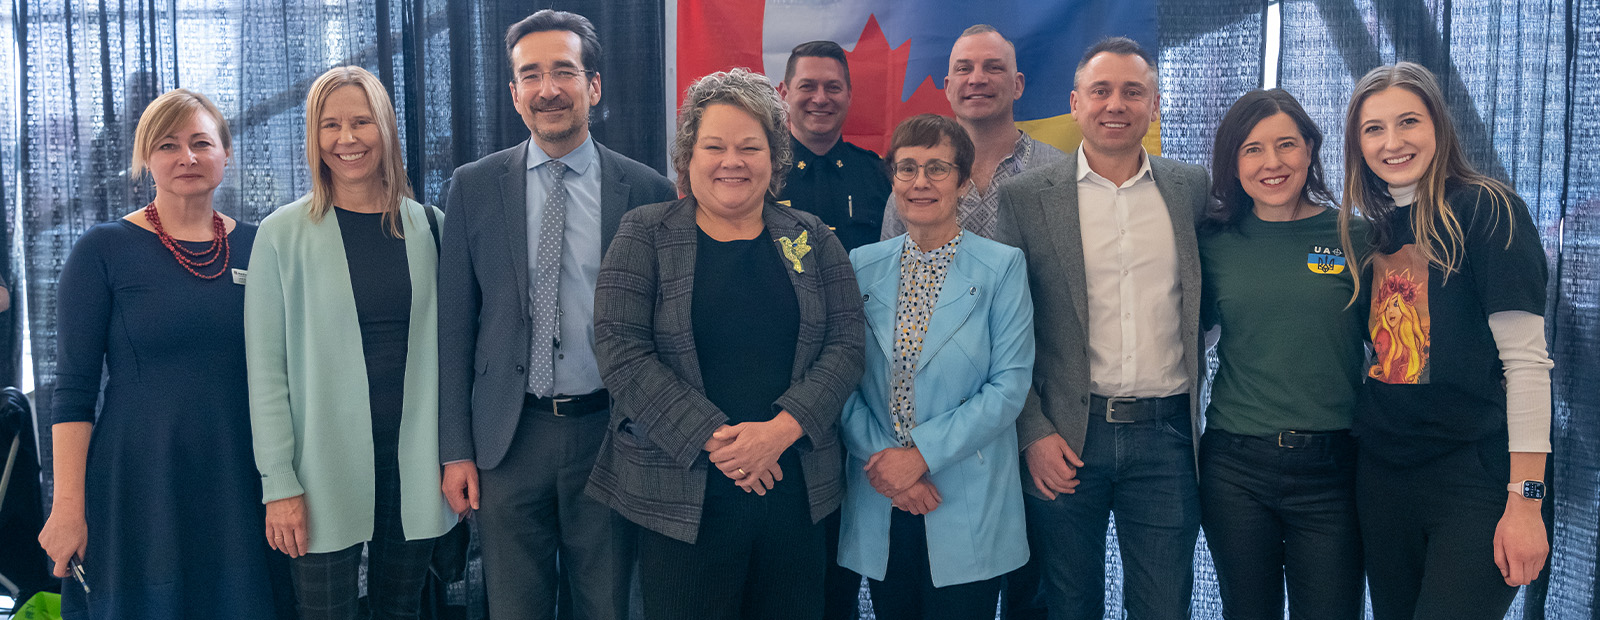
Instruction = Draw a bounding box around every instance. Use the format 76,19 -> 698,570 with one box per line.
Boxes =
4,0 -> 1599,619
1276,1 -> 1586,618
5,0 -> 665,615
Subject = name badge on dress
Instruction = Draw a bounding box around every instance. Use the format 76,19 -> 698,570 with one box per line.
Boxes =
232,268 -> 247,285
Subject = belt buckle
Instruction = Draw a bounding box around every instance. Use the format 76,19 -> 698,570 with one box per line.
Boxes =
1277,431 -> 1301,448
550,395 -> 576,417
1104,396 -> 1138,423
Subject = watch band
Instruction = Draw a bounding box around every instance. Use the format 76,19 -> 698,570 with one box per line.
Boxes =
1508,479 -> 1547,500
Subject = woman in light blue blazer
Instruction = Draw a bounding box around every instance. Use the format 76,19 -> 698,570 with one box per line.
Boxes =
838,114 -> 1034,619
245,66 -> 453,620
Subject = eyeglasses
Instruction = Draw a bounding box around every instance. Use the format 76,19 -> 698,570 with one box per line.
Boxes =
520,69 -> 595,87
891,159 -> 956,182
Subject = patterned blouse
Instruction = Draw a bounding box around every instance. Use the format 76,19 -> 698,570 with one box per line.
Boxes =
889,231 -> 964,446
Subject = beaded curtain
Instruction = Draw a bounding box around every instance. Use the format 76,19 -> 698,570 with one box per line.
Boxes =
4,0 -> 1598,619
6,0 -> 666,614
1276,0 -> 1581,617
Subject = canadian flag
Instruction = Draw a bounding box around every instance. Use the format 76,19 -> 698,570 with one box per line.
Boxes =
670,0 -> 1160,156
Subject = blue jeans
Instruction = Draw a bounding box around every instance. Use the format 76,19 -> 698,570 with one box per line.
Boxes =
1024,411 -> 1200,620
1199,429 -> 1363,620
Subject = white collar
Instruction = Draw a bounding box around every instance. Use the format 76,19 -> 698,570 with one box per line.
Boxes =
1389,183 -> 1418,207
1075,146 -> 1154,187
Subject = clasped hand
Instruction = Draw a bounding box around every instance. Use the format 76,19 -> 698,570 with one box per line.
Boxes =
864,446 -> 928,497
865,447 -> 942,514
707,412 -> 803,495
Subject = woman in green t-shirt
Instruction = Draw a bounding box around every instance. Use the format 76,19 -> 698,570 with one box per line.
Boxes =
1198,88 -> 1368,620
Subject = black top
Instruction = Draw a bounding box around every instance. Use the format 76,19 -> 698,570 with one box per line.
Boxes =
335,207 -> 412,463
691,227 -> 803,495
775,136 -> 891,251
1356,184 -> 1547,465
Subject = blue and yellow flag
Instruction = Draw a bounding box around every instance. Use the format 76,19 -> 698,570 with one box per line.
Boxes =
676,0 -> 1161,155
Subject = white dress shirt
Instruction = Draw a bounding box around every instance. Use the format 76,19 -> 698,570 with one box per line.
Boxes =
1075,147 -> 1188,398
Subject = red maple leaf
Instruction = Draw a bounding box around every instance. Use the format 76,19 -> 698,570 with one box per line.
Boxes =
839,15 -> 952,155
676,6 -> 950,156
675,0 -> 765,107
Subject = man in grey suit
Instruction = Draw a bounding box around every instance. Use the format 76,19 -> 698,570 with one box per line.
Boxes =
995,37 -> 1206,620
437,9 -> 676,620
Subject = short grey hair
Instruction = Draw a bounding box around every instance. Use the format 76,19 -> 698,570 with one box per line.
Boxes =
671,68 -> 792,197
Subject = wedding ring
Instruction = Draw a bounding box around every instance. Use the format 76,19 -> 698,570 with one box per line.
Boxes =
738,468 -> 748,476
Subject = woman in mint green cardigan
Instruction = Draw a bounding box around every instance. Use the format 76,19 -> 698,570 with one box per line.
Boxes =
245,66 -> 453,620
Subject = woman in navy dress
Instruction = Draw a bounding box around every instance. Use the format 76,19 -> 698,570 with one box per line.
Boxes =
38,88 -> 284,620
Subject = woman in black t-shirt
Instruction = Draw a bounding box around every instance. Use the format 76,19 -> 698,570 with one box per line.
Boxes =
1338,62 -> 1552,620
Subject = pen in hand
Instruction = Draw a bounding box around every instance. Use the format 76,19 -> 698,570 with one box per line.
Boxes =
68,557 -> 90,594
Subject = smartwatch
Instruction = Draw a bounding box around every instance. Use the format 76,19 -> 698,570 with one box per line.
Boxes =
1508,480 -> 1547,501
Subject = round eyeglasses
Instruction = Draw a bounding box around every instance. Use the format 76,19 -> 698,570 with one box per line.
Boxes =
892,159 -> 956,182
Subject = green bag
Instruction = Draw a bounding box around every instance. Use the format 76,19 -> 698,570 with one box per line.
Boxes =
15,591 -> 62,620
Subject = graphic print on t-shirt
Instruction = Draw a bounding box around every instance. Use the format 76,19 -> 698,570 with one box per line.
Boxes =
1368,244 -> 1430,384
1307,244 -> 1347,274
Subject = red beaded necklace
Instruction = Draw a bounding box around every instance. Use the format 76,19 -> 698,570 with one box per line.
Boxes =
143,202 -> 230,280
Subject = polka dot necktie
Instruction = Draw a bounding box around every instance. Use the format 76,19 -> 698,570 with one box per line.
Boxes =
528,160 -> 567,396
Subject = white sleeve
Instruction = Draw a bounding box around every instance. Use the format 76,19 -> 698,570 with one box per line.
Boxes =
1487,310 -> 1553,453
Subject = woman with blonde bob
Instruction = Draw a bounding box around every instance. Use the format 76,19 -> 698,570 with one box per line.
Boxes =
40,88 -> 287,619
246,65 -> 452,620
1338,62 -> 1552,620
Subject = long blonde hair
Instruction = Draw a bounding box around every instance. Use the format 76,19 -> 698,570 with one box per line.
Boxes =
303,66 -> 414,236
1338,62 -> 1516,300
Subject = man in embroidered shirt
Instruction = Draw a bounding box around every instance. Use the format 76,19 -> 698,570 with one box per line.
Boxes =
775,40 -> 891,252
995,37 -> 1209,619
880,24 -> 1065,241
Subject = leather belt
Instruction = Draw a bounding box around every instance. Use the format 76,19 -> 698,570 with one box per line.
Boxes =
1272,429 -> 1350,449
524,390 -> 610,417
1092,394 -> 1188,424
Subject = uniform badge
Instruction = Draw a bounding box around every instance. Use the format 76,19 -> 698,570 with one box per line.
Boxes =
778,231 -> 812,273
835,160 -> 844,168
797,160 -> 807,170
1307,245 -> 1346,274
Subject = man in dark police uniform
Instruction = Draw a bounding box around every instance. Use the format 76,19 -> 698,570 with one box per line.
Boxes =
775,39 -> 885,619
775,40 -> 891,252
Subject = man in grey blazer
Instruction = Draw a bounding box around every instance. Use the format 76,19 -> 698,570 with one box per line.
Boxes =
436,10 -> 675,620
995,37 -> 1206,620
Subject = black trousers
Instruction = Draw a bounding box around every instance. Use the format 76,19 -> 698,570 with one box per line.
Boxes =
867,509 -> 1002,620
290,458 -> 437,620
637,486 -> 824,620
1357,438 -> 1521,620
823,508 -> 864,620
1199,429 -> 1363,620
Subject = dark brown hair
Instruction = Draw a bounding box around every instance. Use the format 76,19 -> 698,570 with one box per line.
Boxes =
505,9 -> 602,72
1204,88 -> 1334,230
784,40 -> 850,87
1074,36 -> 1158,90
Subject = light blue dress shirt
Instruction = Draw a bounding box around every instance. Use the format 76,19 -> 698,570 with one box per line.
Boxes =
526,137 -> 605,396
